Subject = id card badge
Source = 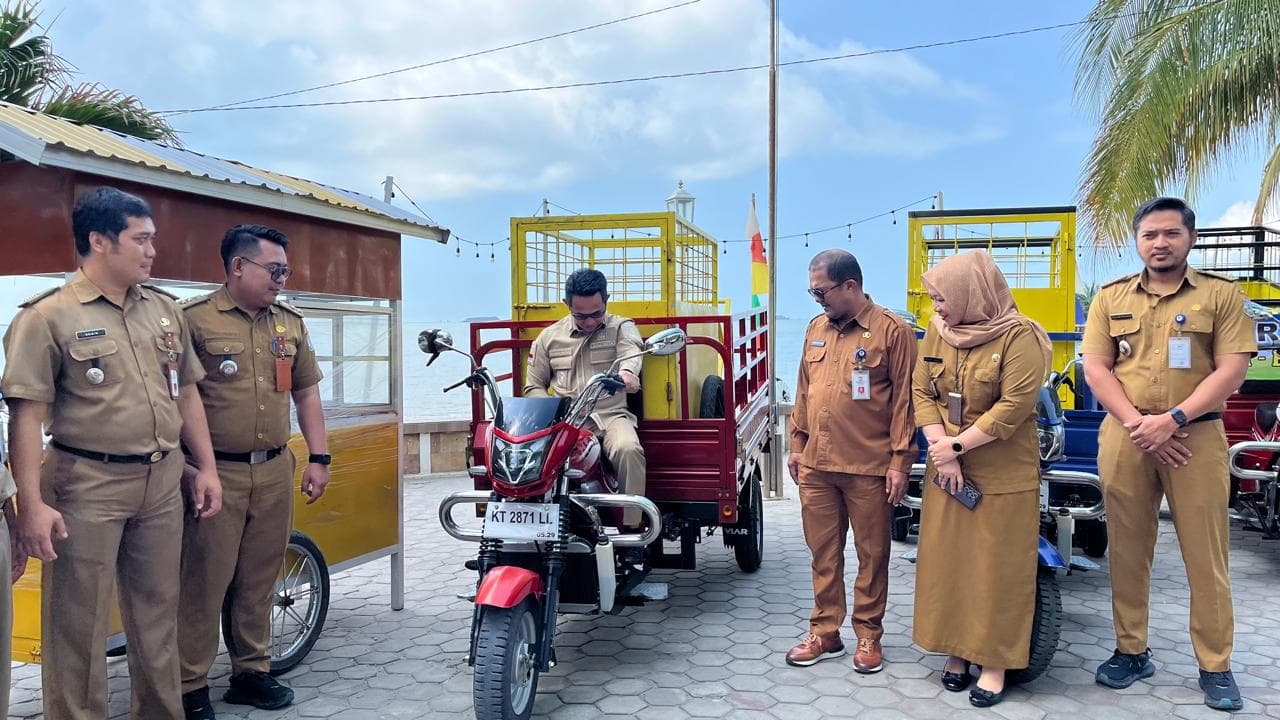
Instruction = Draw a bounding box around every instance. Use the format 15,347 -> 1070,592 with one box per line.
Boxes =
1168,336 -> 1192,369
167,362 -> 181,400
851,369 -> 870,400
947,392 -> 963,426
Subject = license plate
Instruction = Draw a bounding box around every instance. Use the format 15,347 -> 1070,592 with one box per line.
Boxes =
1039,480 -> 1050,513
483,502 -> 560,541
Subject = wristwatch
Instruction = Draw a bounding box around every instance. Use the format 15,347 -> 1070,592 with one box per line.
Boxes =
1169,407 -> 1189,428
951,440 -> 965,455
309,453 -> 332,466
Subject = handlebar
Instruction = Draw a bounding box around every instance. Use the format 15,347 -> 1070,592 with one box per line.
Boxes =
599,373 -> 625,395
443,376 -> 470,393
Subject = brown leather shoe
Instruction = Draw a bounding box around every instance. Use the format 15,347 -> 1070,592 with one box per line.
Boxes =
785,633 -> 846,667
853,638 -> 884,674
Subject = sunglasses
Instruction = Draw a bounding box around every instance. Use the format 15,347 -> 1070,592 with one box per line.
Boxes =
238,256 -> 292,282
570,308 -> 607,321
807,282 -> 844,300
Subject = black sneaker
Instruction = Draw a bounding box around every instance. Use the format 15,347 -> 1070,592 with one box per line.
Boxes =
181,686 -> 217,720
224,671 -> 294,710
1095,648 -> 1155,688
1200,670 -> 1244,711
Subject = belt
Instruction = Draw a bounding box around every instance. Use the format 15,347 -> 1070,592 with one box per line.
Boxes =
214,447 -> 287,465
52,440 -> 169,465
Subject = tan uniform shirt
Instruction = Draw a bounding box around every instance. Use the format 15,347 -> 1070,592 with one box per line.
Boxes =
911,319 -> 1046,493
790,300 -> 918,476
1,270 -> 203,455
1082,267 -> 1257,414
523,313 -> 645,425
182,286 -> 323,453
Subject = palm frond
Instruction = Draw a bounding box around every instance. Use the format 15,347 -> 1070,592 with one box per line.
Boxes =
1074,0 -> 1280,248
39,83 -> 181,145
0,0 -> 70,105
1253,142 -> 1280,224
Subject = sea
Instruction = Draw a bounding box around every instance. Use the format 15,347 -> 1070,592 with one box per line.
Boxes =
403,318 -> 808,422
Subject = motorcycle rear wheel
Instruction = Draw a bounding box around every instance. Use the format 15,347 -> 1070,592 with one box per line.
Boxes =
473,597 -> 542,720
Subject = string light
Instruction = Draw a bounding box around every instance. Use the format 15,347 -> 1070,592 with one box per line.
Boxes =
724,192 -> 938,247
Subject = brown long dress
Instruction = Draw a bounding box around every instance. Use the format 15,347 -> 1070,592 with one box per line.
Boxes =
910,319 -> 1045,668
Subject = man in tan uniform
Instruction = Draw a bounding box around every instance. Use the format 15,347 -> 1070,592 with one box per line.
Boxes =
787,249 -> 916,674
178,225 -> 328,720
524,268 -> 646,530
2,186 -> 221,720
2,459 -> 20,719
1083,197 -> 1254,712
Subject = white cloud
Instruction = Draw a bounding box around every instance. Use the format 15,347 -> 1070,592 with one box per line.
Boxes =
1210,201 -> 1256,227
58,0 -> 1003,203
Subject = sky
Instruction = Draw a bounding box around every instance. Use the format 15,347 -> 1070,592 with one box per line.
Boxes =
23,0 -> 1280,322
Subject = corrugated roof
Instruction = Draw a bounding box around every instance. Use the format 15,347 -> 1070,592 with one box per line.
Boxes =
0,101 -> 447,242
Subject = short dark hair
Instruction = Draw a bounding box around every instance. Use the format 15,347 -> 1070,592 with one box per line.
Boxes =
1133,197 -> 1196,235
564,268 -> 609,303
221,224 -> 289,272
72,187 -> 152,256
808,249 -> 863,285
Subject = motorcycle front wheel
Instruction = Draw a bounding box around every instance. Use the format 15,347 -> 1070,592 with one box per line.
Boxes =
473,597 -> 542,720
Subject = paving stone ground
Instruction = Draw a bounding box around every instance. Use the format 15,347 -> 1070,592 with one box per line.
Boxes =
9,472 -> 1280,719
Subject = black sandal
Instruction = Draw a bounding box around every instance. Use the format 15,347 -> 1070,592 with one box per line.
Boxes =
941,666 -> 973,692
969,686 -> 1005,708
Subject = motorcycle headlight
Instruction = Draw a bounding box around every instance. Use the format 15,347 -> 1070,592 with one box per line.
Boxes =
492,436 -> 551,486
1038,422 -> 1065,463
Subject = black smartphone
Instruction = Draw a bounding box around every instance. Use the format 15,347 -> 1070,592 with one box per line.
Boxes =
934,476 -> 982,510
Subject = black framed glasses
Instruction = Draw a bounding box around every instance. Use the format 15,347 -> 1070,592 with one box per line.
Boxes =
238,256 -> 292,282
570,308 -> 607,321
807,283 -> 842,300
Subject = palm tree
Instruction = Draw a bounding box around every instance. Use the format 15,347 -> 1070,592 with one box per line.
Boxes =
1073,0 -> 1280,249
0,0 -> 178,144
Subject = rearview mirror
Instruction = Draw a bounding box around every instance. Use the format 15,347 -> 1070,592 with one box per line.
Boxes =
418,329 -> 455,355
645,328 -> 686,357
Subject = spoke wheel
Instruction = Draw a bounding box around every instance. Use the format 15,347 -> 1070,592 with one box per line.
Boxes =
222,531 -> 330,676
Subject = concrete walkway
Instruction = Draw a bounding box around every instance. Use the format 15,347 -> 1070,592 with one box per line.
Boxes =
9,473 -> 1280,719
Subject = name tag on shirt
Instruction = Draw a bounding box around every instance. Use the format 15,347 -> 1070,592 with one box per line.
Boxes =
851,369 -> 870,400
1169,336 -> 1192,369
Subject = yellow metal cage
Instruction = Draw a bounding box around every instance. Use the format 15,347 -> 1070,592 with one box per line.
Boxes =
511,211 -> 720,318
907,206 -> 1079,387
506,211 -> 726,419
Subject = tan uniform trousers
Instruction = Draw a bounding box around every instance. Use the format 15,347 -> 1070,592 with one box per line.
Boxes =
1,510 -> 11,719
41,448 -> 185,720
179,451 -> 293,691
797,467 -> 892,642
598,415 -> 646,526
1098,416 -> 1234,672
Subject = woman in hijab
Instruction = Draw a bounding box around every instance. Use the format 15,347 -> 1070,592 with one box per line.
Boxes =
910,249 -> 1052,708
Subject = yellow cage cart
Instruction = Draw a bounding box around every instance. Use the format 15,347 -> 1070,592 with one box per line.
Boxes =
0,102 -> 448,672
907,206 -> 1080,404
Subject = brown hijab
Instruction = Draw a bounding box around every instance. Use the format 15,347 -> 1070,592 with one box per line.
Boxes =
919,249 -> 1053,369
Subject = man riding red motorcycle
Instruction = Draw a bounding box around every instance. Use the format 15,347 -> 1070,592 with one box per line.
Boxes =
523,269 -> 647,535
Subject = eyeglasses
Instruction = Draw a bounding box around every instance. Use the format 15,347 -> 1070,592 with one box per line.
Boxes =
807,283 -> 843,300
570,308 -> 607,321
238,256 -> 292,282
